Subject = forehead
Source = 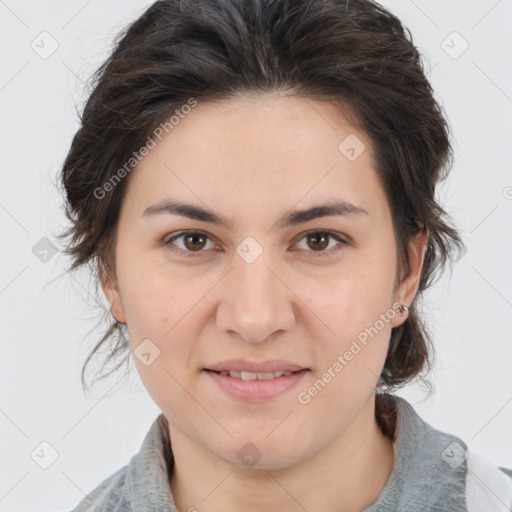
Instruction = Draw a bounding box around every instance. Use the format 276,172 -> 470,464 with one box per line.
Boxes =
121,94 -> 389,223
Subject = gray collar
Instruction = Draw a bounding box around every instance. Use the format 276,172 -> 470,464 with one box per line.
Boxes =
364,395 -> 467,511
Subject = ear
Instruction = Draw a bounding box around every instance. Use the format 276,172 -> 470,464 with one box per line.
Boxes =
390,227 -> 429,328
100,269 -> 127,324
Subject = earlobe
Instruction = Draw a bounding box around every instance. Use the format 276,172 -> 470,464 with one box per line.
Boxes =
101,273 -> 127,324
391,227 -> 429,327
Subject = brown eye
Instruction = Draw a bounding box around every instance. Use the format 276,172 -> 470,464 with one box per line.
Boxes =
164,231 -> 214,256
306,231 -> 330,251
182,232 -> 208,251
294,230 -> 347,257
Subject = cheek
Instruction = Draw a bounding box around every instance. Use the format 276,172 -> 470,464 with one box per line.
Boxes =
303,292 -> 393,414
117,255 -> 201,337
120,267 -> 205,411
311,262 -> 396,339
302,256 -> 396,384
117,261 -> 216,381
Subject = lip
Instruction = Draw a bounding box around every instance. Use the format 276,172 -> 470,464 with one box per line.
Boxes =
205,359 -> 309,373
203,359 -> 310,402
204,369 -> 309,402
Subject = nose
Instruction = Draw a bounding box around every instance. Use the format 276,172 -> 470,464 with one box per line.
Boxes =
215,252 -> 296,343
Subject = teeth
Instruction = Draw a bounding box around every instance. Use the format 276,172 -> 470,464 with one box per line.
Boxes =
218,370 -> 293,380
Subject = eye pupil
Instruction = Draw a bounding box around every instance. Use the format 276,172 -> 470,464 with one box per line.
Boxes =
184,233 -> 207,251
307,231 -> 329,251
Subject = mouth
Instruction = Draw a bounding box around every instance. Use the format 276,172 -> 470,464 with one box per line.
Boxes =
205,369 -> 296,380
204,359 -> 309,374
203,362 -> 310,401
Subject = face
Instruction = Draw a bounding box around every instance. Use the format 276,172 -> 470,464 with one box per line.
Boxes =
103,94 -> 426,470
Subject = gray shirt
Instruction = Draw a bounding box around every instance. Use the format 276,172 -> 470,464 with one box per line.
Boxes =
70,395 -> 512,511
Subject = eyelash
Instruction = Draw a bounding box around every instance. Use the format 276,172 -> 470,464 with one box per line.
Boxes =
163,230 -> 348,258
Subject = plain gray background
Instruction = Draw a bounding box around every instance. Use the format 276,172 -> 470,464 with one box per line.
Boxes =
0,1 -> 511,510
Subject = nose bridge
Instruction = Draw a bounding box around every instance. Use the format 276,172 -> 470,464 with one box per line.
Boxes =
216,246 -> 295,342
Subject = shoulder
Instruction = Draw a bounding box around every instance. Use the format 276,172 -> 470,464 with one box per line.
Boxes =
69,463 -> 130,512
416,409 -> 512,511
375,395 -> 512,512
465,449 -> 512,512
68,413 -> 175,512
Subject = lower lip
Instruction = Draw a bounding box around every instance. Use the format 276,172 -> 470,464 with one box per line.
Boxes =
204,370 -> 309,402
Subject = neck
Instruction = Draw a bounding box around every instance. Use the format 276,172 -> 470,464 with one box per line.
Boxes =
168,395 -> 395,512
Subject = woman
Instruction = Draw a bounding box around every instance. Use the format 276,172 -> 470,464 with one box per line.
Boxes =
59,0 -> 512,510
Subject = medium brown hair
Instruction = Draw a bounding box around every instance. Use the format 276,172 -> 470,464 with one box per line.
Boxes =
57,0 -> 465,419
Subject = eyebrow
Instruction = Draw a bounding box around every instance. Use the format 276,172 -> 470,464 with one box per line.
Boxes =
142,199 -> 368,230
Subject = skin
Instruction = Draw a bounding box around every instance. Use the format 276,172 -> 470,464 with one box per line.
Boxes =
102,92 -> 428,512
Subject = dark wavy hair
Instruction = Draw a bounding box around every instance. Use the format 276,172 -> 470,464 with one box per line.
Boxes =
56,0 -> 465,432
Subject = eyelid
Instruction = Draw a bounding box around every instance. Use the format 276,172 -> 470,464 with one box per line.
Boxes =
290,230 -> 348,257
163,229 -> 348,257
163,230 -> 219,256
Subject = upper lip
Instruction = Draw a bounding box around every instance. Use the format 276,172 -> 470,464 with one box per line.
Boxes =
205,359 -> 309,373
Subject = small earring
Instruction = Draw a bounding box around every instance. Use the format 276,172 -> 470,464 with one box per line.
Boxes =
398,304 -> 409,315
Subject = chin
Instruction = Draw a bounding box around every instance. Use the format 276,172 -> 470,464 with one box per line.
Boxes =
211,431 -> 311,471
